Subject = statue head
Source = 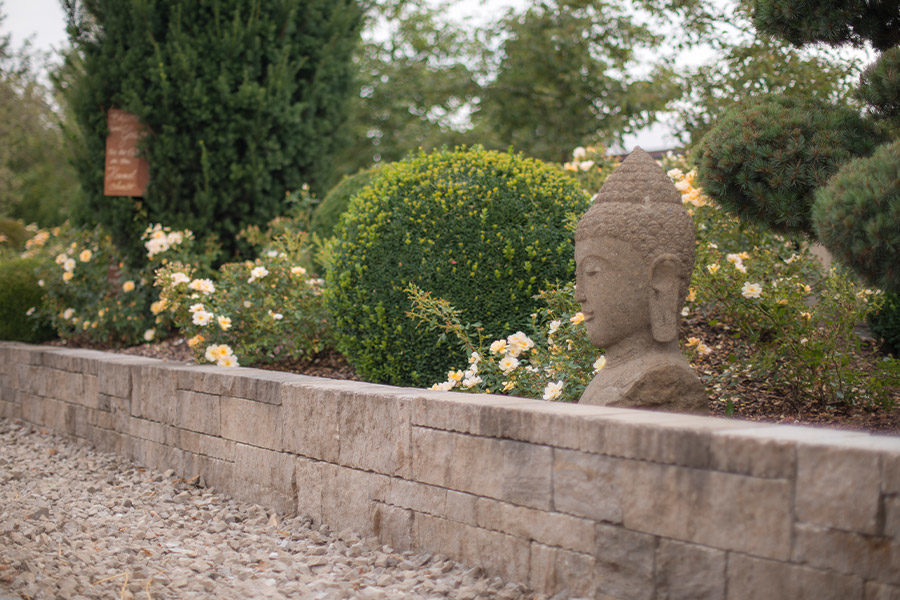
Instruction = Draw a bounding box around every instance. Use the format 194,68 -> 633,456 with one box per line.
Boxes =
574,148 -> 695,350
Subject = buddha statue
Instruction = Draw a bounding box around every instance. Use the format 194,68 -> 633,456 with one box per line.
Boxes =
575,147 -> 707,413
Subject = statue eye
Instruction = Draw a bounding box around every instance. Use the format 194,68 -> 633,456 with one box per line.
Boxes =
583,256 -> 604,277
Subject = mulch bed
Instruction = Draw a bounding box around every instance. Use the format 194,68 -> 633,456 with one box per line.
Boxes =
44,319 -> 899,435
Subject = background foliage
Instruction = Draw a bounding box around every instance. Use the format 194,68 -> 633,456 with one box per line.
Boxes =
63,0 -> 364,262
0,5 -> 78,227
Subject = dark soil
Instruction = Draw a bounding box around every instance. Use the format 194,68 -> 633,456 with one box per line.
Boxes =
44,320 -> 898,434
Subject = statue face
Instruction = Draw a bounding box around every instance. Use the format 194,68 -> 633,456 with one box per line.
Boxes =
575,237 -> 650,349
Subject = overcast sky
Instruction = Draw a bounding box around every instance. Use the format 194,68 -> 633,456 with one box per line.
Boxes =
3,0 -> 530,53
2,0 -> 677,150
3,0 -> 67,54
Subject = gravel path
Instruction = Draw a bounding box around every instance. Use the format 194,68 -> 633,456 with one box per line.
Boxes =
0,418 -> 540,600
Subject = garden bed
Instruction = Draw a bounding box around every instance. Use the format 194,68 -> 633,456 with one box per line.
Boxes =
45,317 -> 900,435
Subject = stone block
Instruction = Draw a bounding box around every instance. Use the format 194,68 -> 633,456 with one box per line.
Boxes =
529,543 -> 596,598
867,582 -> 900,600
885,455 -> 900,495
51,369 -> 84,404
130,437 -> 183,474
378,478 -> 447,515
413,513 -> 530,584
796,444 -> 882,534
220,395 -> 281,450
109,396 -> 130,433
475,497 -> 596,554
89,427 -> 126,455
727,552 -> 864,600
710,427 -> 797,479
174,428 -> 234,461
182,452 -> 233,492
409,390 -> 627,450
414,392 -> 580,445
294,457 -> 326,523
0,383 -> 13,405
655,539 -> 725,600
70,405 -> 91,439
232,444 -> 296,515
17,364 -> 46,396
174,390 -> 221,436
40,348 -> 101,375
132,365 -> 178,425
0,399 -> 20,419
444,490 -> 478,524
321,466 -> 390,536
886,496 -> 900,539
129,417 -> 168,445
372,503 -> 413,551
411,426 -> 552,509
594,524 -> 656,600
20,392 -> 44,425
339,391 -> 411,477
31,396 -> 68,431
96,393 -> 112,412
592,411 -> 754,469
90,408 -> 114,430
177,366 -> 299,404
280,384 -> 340,461
60,402 -> 78,435
374,479 -> 478,526
620,460 -> 792,560
97,358 -> 151,398
82,375 -> 98,409
792,523 -> 900,584
552,448 -> 624,523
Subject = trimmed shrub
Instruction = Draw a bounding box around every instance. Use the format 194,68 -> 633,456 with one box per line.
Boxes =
750,0 -> 900,51
0,257 -> 55,342
869,291 -> 900,356
812,139 -> 900,292
65,0 -> 364,263
694,96 -> 885,236
311,166 -> 382,241
858,46 -> 900,128
325,147 -> 590,387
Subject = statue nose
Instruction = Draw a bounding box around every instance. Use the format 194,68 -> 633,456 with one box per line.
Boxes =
574,285 -> 586,303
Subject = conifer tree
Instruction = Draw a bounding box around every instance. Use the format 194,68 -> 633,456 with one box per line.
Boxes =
63,0 -> 363,261
695,0 -> 898,244
696,0 -> 900,349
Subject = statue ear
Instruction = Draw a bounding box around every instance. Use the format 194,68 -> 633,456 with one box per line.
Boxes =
649,254 -> 682,343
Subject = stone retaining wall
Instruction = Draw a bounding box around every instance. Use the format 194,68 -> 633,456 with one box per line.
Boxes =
2,341 -> 899,599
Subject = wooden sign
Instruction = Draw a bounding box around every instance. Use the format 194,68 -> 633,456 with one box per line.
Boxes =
104,108 -> 150,197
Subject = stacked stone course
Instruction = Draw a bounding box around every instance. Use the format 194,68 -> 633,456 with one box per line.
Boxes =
2,341 -> 899,599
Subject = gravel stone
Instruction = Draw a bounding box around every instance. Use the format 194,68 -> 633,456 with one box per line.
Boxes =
0,418 -> 549,599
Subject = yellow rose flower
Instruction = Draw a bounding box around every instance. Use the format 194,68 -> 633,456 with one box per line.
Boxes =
150,299 -> 168,315
122,280 -> 136,292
